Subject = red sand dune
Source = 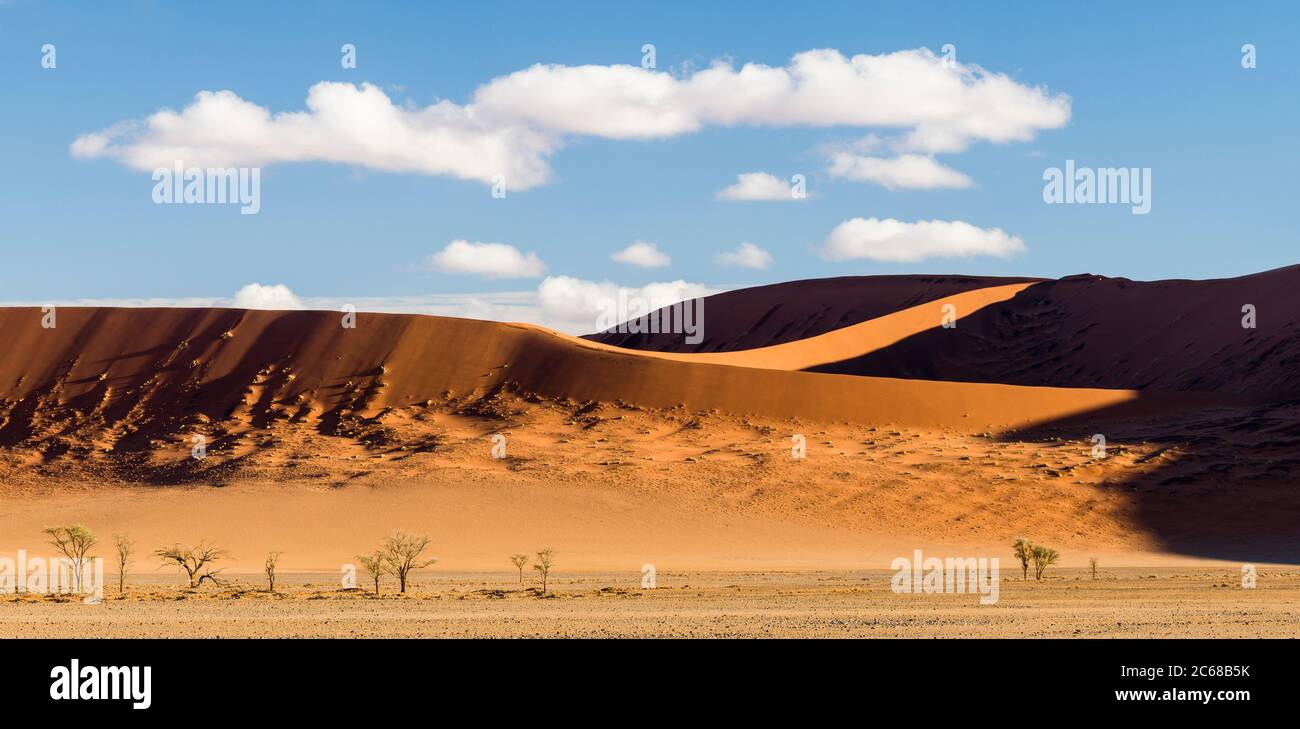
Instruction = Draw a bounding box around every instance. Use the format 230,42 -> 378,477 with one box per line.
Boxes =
0,305 -> 1218,451
587,265 -> 1300,397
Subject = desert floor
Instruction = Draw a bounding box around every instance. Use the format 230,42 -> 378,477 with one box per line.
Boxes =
3,568 -> 1297,638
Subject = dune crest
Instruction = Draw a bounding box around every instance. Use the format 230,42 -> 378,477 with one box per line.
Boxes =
586,274 -> 1042,352
565,282 -> 1035,371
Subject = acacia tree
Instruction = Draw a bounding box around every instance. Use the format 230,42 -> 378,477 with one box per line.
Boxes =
156,541 -> 227,587
1012,538 -> 1034,581
113,533 -> 134,593
44,525 -> 97,592
381,531 -> 437,594
1032,545 -> 1060,580
533,548 -> 555,593
357,550 -> 388,596
264,551 -> 282,592
509,554 -> 529,585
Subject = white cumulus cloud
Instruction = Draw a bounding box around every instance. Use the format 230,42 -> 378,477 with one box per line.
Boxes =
715,242 -> 773,269
820,218 -> 1026,263
537,276 -> 715,334
827,153 -> 974,190
72,48 -> 1068,190
474,48 -> 1069,150
426,239 -> 546,279
716,172 -> 802,201
611,241 -> 671,268
232,283 -> 303,310
71,84 -> 557,190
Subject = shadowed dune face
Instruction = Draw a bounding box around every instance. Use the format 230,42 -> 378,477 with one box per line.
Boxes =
1001,397 -> 1300,563
811,269 -> 1300,395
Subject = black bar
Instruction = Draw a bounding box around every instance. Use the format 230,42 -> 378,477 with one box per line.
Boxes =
0,638 -> 1285,716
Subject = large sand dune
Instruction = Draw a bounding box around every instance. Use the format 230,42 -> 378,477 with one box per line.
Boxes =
0,302 -> 1235,449
1,269 -> 1297,574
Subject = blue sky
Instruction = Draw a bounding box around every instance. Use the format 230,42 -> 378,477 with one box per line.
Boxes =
0,1 -> 1296,331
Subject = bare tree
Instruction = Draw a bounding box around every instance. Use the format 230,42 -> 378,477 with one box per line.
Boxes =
264,551 -> 282,592
381,531 -> 437,594
1012,538 -> 1034,581
155,541 -> 227,587
357,550 -> 388,595
112,533 -> 133,593
510,554 -> 529,585
44,525 -> 97,592
1031,545 -> 1060,580
533,548 -> 555,593
1089,557 -> 1098,580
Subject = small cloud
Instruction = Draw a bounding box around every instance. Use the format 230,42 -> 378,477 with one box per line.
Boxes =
820,218 -> 1025,263
715,242 -> 773,270
232,283 -> 303,310
611,240 -> 671,268
716,172 -> 803,202
426,239 -> 546,279
827,153 -> 973,190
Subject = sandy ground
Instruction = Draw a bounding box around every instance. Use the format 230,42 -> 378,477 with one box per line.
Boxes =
4,568 -> 1296,638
